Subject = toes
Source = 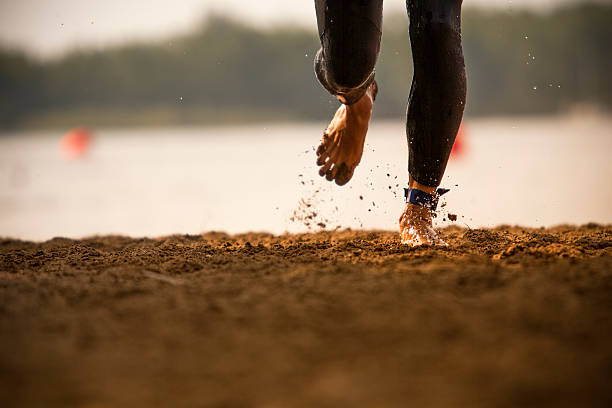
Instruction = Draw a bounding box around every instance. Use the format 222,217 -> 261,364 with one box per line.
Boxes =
325,165 -> 339,181
319,146 -> 338,167
316,134 -> 332,164
334,163 -> 354,186
316,143 -> 325,156
318,159 -> 333,177
316,153 -> 328,166
326,142 -> 340,162
317,135 -> 340,172
316,133 -> 330,155
330,165 -> 339,179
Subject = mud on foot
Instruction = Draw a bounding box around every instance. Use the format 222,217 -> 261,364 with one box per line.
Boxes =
399,203 -> 447,247
316,81 -> 378,186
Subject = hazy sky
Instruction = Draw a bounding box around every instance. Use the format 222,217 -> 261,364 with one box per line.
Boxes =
0,0 -> 601,57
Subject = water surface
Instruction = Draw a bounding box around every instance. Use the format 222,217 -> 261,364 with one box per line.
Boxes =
1,116 -> 610,240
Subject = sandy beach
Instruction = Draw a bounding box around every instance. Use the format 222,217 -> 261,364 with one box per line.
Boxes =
1,225 -> 611,407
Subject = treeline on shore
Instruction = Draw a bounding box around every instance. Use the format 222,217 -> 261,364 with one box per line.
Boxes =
1,3 -> 610,129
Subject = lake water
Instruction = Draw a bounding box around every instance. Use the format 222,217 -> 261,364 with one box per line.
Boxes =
1,116 -> 611,241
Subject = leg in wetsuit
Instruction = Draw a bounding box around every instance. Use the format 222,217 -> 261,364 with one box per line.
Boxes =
314,0 -> 383,106
313,0 -> 467,245
313,0 -> 382,186
406,0 -> 467,187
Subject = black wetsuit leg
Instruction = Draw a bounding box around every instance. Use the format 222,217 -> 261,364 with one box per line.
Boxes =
314,0 -> 383,105
406,0 -> 467,187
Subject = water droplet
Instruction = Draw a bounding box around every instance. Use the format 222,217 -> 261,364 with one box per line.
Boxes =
532,86 -> 537,90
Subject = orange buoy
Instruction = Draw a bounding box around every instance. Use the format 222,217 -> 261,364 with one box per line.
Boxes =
60,127 -> 93,159
450,122 -> 466,159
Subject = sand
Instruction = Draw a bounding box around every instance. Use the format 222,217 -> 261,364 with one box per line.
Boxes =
1,225 -> 611,407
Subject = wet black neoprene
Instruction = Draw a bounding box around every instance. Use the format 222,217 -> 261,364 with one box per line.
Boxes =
313,0 -> 467,187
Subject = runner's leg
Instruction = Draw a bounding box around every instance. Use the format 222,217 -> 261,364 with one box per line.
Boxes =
406,0 -> 467,187
400,0 -> 467,245
313,0 -> 383,185
314,0 -> 383,105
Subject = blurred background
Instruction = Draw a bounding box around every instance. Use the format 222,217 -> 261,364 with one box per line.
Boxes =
1,0 -> 611,240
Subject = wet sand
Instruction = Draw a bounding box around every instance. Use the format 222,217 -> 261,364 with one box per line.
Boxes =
1,225 -> 611,407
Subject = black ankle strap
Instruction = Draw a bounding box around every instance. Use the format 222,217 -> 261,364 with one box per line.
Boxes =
404,188 -> 450,211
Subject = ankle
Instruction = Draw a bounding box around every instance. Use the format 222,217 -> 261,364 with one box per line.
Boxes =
346,93 -> 373,114
404,180 -> 448,219
404,203 -> 432,222
408,176 -> 437,194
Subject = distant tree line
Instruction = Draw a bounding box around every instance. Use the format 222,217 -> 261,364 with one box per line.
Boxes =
0,3 -> 610,129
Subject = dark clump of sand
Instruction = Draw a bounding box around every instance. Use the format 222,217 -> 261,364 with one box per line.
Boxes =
1,225 -> 611,407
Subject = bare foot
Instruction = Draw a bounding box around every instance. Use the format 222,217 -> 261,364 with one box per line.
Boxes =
398,203 -> 447,247
316,81 -> 377,186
